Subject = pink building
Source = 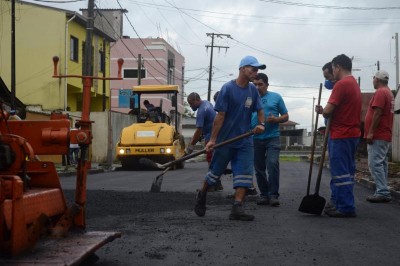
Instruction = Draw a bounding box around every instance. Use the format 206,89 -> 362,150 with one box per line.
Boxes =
110,37 -> 185,116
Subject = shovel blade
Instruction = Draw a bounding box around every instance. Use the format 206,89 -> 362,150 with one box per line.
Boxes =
150,167 -> 171,193
298,194 -> 326,215
150,174 -> 163,193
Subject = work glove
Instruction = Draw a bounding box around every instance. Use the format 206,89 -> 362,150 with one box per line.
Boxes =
185,144 -> 194,155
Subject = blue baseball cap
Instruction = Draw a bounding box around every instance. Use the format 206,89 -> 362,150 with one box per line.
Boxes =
239,56 -> 266,70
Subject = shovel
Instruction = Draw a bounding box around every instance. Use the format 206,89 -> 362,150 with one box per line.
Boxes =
300,84 -> 322,205
299,88 -> 329,215
140,131 -> 254,193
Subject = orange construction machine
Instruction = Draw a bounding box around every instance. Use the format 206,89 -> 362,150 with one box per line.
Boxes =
0,57 -> 123,264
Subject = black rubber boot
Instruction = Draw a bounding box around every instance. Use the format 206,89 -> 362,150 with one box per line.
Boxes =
229,204 -> 255,221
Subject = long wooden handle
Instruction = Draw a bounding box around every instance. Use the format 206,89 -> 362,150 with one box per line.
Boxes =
306,83 -> 323,195
314,118 -> 331,194
161,131 -> 255,169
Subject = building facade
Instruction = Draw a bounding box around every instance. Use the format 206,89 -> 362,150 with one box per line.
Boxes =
0,1 -> 115,112
110,37 -> 185,117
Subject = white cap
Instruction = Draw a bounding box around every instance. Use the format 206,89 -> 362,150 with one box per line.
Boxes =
375,70 -> 389,81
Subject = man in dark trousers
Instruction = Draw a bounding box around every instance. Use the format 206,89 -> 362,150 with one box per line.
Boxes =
251,73 -> 288,207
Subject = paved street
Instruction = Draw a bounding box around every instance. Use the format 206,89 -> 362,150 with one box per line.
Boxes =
60,161 -> 400,265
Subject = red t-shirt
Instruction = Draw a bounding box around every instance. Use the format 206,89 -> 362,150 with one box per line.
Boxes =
328,76 -> 361,139
364,86 -> 394,142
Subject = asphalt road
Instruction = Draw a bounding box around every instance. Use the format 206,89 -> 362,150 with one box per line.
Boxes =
60,161 -> 400,266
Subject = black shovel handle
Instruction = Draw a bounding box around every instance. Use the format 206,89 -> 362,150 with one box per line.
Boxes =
160,131 -> 254,169
306,83 -> 323,195
314,117 -> 331,194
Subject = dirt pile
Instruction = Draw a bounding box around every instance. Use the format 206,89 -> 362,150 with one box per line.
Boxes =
355,157 -> 400,192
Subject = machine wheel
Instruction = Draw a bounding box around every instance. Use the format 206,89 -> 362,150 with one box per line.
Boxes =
120,157 -> 140,170
176,160 -> 185,169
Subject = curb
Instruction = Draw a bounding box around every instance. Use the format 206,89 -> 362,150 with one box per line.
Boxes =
356,177 -> 400,201
57,168 -> 105,177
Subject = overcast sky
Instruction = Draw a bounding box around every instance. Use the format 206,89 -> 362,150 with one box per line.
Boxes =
25,0 -> 400,131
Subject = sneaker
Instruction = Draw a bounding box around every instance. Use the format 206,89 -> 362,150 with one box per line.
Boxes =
246,187 -> 258,196
215,180 -> 224,191
256,197 -> 270,205
194,191 -> 207,217
229,204 -> 255,221
207,181 -> 223,192
207,185 -> 216,192
270,198 -> 280,207
324,202 -> 336,211
366,195 -> 392,203
324,208 -> 356,218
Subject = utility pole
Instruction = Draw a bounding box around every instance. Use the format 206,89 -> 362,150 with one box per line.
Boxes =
206,33 -> 230,101
83,0 -> 94,77
311,96 -> 315,140
395,33 -> 399,92
11,0 -> 16,112
393,33 -> 400,162
138,54 -> 142,85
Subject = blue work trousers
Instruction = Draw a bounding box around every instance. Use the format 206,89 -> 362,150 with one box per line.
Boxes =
205,145 -> 254,189
328,137 -> 359,214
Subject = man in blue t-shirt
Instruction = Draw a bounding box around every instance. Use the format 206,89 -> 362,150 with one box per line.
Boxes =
186,93 -> 223,190
251,73 -> 288,207
194,56 -> 266,221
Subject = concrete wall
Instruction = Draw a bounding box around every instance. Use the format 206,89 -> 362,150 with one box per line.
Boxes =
70,111 -> 136,163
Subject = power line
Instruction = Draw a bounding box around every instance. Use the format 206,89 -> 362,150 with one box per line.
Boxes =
31,0 -> 84,3
125,1 -> 400,24
259,0 -> 400,10
206,33 -> 230,101
116,0 -> 184,83
94,8 -> 163,84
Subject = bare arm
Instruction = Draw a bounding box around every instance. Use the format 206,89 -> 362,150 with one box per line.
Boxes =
366,107 -> 383,144
266,112 -> 289,124
190,128 -> 203,146
322,103 -> 336,118
206,112 -> 225,150
253,109 -> 265,134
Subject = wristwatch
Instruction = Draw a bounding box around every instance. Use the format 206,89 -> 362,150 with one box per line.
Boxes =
259,122 -> 265,126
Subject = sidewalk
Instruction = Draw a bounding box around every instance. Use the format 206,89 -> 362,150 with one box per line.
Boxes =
311,155 -> 400,201
354,158 -> 400,201
56,162 -> 119,177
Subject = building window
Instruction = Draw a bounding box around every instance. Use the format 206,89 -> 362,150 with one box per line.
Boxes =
70,36 -> 79,62
123,69 -> 146,79
99,50 -> 105,73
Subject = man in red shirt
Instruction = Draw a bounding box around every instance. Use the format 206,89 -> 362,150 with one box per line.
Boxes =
364,70 -> 394,203
317,54 -> 361,217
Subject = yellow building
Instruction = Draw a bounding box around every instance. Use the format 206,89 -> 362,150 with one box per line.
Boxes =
0,0 -> 115,112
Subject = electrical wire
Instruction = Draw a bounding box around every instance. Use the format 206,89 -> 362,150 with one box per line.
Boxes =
30,0 -> 85,3
259,0 -> 400,10
95,8 -> 165,84
116,0 -> 185,82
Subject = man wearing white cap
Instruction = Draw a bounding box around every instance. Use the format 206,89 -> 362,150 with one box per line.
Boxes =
365,70 -> 394,203
194,56 -> 266,221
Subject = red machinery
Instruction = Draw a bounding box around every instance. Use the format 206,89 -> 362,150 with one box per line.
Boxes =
0,57 -> 123,264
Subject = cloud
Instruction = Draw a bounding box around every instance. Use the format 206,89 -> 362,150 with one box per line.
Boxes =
24,0 -> 400,130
